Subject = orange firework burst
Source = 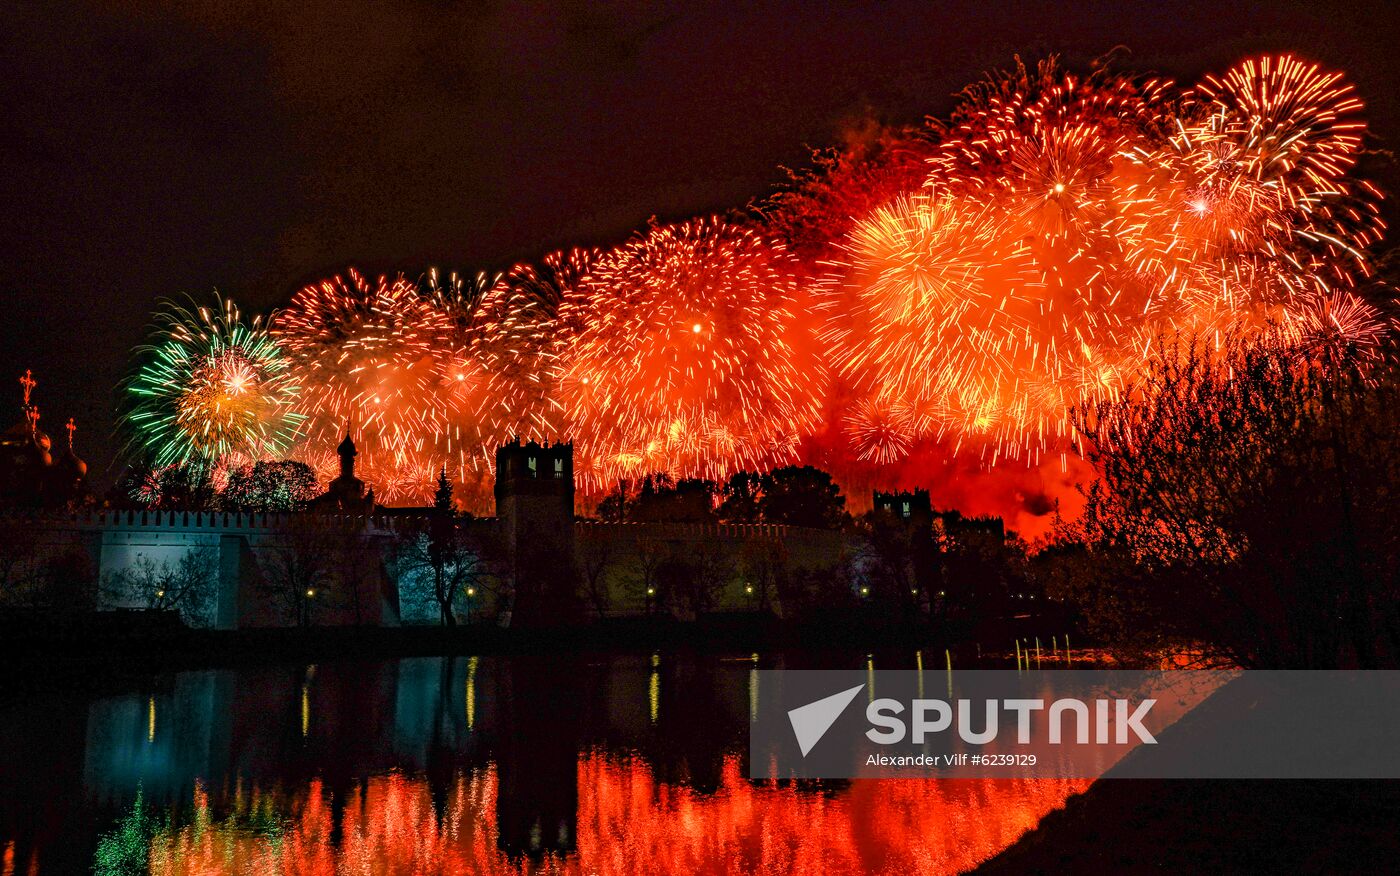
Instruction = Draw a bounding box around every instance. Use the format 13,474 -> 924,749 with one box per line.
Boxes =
471,249 -> 599,440
250,53 -> 1391,502
273,269 -> 455,481
555,217 -> 827,486
819,54 -> 1391,466
823,193 -> 1076,462
759,120 -> 937,264
419,267 -> 506,477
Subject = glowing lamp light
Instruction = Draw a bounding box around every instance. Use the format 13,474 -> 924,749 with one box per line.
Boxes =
306,589 -> 315,598
466,587 -> 476,597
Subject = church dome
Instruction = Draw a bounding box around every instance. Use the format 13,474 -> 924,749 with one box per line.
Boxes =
56,445 -> 86,479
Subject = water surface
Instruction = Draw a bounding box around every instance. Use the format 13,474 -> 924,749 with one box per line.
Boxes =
0,652 -> 1089,874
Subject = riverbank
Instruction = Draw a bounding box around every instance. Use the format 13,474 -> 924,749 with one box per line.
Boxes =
974,778 -> 1400,873
974,671 -> 1400,873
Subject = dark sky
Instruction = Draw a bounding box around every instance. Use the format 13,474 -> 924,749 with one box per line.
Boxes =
3,0 -> 1398,481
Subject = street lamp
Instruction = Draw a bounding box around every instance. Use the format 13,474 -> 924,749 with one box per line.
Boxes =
465,586 -> 476,624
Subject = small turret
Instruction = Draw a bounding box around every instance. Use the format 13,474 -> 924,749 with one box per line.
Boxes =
311,430 -> 374,513
337,432 -> 358,480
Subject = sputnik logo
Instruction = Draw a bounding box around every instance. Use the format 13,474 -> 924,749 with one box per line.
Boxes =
788,683 -> 865,756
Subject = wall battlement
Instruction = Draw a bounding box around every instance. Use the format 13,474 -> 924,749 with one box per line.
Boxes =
574,520 -> 828,542
5,509 -> 409,533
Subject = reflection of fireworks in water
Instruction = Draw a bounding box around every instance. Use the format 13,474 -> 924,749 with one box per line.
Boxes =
555,217 -> 826,486
121,297 -> 304,468
140,755 -> 1089,876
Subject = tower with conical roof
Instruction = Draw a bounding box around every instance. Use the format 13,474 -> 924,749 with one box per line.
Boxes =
311,429 -> 375,513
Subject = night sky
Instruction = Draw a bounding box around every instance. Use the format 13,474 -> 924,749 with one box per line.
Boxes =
4,0 -> 1398,482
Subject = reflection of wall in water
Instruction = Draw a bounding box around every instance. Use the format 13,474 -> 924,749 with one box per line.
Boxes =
391,656 -> 495,769
82,670 -> 233,807
0,692 -> 93,875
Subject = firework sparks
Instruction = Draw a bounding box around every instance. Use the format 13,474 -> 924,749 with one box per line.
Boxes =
818,54 -> 1390,465
217,53 -> 1391,501
273,269 -> 457,483
555,217 -> 827,486
121,297 -> 304,468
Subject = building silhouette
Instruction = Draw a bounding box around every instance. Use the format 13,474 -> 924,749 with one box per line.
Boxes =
494,439 -> 578,626
311,431 -> 375,513
0,370 -> 87,508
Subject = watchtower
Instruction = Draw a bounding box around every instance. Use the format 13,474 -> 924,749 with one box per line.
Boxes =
873,488 -> 938,596
494,440 -> 578,625
873,488 -> 932,527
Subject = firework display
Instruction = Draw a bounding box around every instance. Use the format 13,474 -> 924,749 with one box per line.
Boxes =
273,270 -> 455,465
556,218 -> 826,485
273,269 -> 492,502
120,297 -> 304,468
467,248 -> 598,445
820,55 -> 1389,463
122,54 -> 1394,505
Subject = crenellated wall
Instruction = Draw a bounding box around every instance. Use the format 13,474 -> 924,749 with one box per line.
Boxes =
0,510 -> 405,629
571,519 -> 854,617
0,508 -> 857,627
